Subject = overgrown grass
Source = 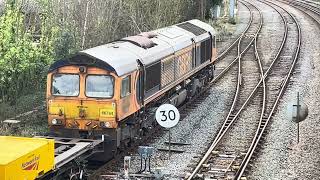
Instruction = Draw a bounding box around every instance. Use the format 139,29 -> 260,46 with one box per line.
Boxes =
207,18 -> 236,42
0,92 -> 45,121
0,92 -> 48,136
0,109 -> 48,137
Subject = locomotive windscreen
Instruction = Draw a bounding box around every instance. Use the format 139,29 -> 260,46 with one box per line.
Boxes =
52,74 -> 80,96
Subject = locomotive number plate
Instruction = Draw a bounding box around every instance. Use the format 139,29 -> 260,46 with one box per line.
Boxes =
100,108 -> 115,118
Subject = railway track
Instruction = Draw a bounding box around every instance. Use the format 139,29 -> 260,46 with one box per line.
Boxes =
236,0 -> 301,178
213,1 -> 258,83
288,0 -> 320,14
90,0 -> 320,178
215,1 -> 252,62
280,0 -> 320,25
75,0 -> 319,178
186,0 -> 302,179
187,0 -> 264,178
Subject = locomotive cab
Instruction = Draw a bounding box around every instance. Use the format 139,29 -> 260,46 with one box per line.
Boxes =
47,55 -> 140,138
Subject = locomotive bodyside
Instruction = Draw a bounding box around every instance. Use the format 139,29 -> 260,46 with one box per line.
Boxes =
47,19 -> 217,151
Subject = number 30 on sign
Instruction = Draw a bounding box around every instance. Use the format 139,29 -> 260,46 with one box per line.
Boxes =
155,104 -> 180,128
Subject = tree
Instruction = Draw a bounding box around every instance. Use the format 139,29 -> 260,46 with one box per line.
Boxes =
0,0 -> 214,103
0,0 -> 58,102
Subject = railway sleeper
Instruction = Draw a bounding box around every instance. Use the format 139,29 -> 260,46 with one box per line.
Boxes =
217,154 -> 238,159
232,165 -> 240,170
224,122 -> 231,127
187,163 -> 200,168
260,121 -> 267,125
209,168 -> 231,172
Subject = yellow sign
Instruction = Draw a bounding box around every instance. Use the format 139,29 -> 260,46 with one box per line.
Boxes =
100,108 -> 115,118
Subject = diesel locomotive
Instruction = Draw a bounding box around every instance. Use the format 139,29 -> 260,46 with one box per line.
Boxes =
47,19 -> 217,156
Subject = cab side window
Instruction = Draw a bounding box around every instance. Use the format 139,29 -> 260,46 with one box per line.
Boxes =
121,75 -> 131,98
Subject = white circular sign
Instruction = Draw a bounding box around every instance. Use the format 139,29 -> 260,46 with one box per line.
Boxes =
155,104 -> 180,128
286,100 -> 308,123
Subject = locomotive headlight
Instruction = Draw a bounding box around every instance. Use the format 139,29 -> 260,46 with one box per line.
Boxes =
79,66 -> 87,73
100,121 -> 111,128
52,119 -> 58,125
104,122 -> 111,128
51,119 -> 62,125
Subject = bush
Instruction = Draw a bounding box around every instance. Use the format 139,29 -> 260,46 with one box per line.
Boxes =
0,0 -> 215,115
0,1 -> 57,103
228,17 -> 236,25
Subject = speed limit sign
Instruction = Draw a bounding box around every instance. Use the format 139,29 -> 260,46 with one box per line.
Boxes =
155,104 -> 180,128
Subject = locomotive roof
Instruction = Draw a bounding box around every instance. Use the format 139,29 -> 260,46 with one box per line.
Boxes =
49,19 -> 216,76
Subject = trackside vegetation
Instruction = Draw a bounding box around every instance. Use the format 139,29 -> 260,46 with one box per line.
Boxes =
0,0 -> 223,131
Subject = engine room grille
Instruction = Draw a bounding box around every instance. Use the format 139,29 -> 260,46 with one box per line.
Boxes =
177,22 -> 207,36
161,57 -> 175,87
176,51 -> 192,78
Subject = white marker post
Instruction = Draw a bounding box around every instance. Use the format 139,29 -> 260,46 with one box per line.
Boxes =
155,104 -> 180,159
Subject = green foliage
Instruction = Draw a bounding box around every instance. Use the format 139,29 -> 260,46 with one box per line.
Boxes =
0,0 -> 220,135
212,0 -> 223,5
0,0 -> 215,105
229,18 -> 236,25
0,1 -> 58,102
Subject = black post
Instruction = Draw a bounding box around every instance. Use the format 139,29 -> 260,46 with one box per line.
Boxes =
297,122 -> 300,144
169,129 -> 171,159
297,92 -> 300,144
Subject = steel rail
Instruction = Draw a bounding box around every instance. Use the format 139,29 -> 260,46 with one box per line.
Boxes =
210,0 -> 265,150
208,0 -> 290,151
186,0 -> 300,177
211,1 -> 255,83
186,0 -> 264,179
234,0 -> 301,178
194,0 -> 300,176
236,0 -> 302,178
233,2 -> 267,178
289,0 -> 320,15
214,1 -> 253,62
298,0 -> 320,9
282,0 -> 320,25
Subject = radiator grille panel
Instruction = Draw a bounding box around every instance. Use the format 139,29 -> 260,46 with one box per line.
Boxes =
161,57 -> 175,87
176,51 -> 192,78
